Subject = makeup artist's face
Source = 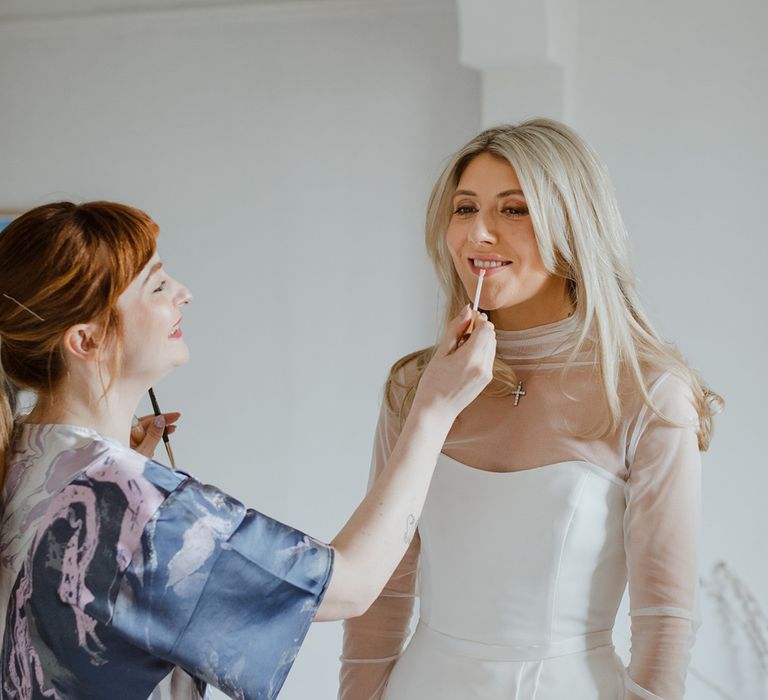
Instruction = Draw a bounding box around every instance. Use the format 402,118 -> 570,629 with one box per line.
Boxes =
445,152 -> 569,328
116,252 -> 192,384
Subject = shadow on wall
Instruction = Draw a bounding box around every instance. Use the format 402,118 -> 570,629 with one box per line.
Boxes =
686,562 -> 767,699
615,562 -> 768,700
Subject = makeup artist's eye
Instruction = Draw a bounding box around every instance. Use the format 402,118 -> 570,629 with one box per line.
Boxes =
153,280 -> 167,293
453,205 -> 477,216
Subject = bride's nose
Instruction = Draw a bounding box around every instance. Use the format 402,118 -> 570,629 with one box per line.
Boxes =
467,213 -> 497,245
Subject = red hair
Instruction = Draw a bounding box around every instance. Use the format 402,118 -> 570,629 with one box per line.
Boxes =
0,201 -> 159,484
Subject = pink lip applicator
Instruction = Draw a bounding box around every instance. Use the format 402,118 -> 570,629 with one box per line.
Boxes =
466,268 -> 486,334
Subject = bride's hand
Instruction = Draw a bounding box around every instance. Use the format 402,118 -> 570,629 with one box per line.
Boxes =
130,412 -> 181,457
413,306 -> 496,419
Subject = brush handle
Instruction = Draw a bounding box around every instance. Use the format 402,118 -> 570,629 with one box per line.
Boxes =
148,388 -> 170,444
148,387 -> 176,468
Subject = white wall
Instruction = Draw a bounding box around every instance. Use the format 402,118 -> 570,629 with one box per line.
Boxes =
0,2 -> 479,697
1,0 -> 765,697
459,0 -> 767,694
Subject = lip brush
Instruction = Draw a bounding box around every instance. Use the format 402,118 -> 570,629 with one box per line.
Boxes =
148,387 -> 176,468
467,268 -> 486,334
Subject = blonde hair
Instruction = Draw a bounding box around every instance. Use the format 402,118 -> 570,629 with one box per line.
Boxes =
387,118 -> 722,450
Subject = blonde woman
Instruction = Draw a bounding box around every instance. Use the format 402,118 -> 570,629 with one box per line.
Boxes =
340,119 -> 721,700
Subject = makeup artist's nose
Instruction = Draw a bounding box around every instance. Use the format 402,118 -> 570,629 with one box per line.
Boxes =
177,286 -> 193,306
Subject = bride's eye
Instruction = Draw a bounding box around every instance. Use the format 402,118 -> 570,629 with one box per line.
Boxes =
502,206 -> 529,219
454,205 -> 477,216
153,280 -> 167,293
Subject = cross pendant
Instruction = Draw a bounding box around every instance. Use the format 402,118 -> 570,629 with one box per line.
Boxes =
512,381 -> 526,407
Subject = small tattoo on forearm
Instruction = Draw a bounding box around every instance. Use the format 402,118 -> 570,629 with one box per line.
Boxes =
404,514 -> 417,544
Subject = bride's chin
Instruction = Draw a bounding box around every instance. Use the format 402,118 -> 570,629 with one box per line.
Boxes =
476,296 -> 509,312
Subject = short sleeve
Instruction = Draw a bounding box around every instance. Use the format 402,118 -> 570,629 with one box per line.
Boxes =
623,371 -> 702,699
56,462 -> 333,700
94,462 -> 334,700
2,443 -> 332,699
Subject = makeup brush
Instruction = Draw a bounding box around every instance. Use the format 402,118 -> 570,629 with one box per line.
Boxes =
466,269 -> 486,334
148,387 -> 176,468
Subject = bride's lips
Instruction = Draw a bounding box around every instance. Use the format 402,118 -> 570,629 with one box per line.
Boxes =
468,257 -> 513,277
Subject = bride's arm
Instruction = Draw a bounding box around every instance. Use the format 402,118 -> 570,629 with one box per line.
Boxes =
623,371 -> 702,700
339,371 -> 422,700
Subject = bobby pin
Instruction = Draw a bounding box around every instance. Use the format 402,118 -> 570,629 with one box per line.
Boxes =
2,293 -> 46,322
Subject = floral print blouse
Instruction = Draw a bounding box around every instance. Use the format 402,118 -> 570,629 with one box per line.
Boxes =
0,424 -> 333,699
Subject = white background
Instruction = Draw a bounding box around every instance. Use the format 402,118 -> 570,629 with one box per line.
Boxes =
0,1 -> 765,697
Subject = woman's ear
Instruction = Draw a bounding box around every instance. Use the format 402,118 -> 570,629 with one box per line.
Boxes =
61,323 -> 103,362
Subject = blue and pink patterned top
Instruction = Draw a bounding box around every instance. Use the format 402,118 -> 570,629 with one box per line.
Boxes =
0,423 -> 334,699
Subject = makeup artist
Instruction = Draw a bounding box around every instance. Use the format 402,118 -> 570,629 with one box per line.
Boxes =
0,201 -> 496,700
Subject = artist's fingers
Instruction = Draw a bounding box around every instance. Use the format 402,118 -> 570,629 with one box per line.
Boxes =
455,310 -> 489,351
134,415 -> 167,458
437,305 -> 473,356
136,412 -> 180,432
459,313 -> 494,356
131,413 -> 180,450
139,412 -> 180,428
130,415 -> 146,449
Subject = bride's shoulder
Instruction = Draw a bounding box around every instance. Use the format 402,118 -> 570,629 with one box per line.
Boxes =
383,346 -> 434,416
388,347 -> 432,383
641,364 -> 694,400
624,363 -> 698,426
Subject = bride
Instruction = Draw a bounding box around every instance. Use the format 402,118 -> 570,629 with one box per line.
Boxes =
340,118 -> 721,700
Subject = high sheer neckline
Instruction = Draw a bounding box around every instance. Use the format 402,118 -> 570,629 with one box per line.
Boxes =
494,314 -> 581,362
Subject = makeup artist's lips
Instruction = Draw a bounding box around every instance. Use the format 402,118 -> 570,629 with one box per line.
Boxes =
169,316 -> 183,339
468,257 -> 512,277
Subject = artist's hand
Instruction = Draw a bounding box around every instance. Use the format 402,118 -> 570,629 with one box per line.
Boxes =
413,306 -> 495,419
130,412 -> 180,457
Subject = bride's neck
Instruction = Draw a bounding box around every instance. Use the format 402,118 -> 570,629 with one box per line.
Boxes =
489,292 -> 574,332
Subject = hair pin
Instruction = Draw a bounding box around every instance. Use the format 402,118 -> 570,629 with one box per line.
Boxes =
2,293 -> 45,322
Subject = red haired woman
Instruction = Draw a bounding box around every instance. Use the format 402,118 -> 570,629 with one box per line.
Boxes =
0,201 -> 496,699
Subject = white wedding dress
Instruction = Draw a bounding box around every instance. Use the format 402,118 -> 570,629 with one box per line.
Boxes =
383,454 -> 628,699
341,317 -> 701,700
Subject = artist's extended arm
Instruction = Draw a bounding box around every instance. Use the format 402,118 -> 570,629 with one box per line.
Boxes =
315,403 -> 447,621
316,309 -> 494,622
339,385 -> 421,700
